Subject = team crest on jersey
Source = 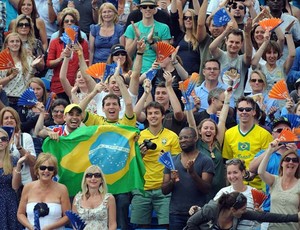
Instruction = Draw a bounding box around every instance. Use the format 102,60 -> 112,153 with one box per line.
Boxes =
238,142 -> 250,151
162,138 -> 167,145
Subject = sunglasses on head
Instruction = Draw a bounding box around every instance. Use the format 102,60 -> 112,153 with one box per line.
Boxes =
0,136 -> 9,142
113,51 -> 127,57
273,128 -> 284,133
39,165 -> 55,171
183,16 -> 193,21
237,107 -> 253,112
85,173 -> 102,178
64,19 -> 75,23
17,22 -> 30,28
225,158 -> 243,165
140,5 -> 156,9
250,79 -> 264,83
232,193 -> 245,209
283,156 -> 299,163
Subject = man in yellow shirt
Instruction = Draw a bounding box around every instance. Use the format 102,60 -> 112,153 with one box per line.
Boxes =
131,101 -> 181,228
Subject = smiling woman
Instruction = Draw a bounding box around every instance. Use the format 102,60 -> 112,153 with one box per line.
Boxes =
17,153 -> 71,229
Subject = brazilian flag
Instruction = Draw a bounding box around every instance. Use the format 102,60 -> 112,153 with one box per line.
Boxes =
42,124 -> 145,197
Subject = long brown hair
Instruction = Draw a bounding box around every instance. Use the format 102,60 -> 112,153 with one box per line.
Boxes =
0,128 -> 13,175
279,149 -> 300,178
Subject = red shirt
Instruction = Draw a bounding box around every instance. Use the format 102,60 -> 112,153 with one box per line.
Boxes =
46,38 -> 89,94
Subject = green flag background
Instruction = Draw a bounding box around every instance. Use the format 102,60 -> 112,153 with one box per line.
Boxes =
42,125 -> 145,196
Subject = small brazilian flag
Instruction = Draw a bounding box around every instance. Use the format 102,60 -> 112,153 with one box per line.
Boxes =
42,125 -> 145,196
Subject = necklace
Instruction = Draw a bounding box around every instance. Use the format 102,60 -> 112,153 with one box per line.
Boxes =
208,144 -> 215,159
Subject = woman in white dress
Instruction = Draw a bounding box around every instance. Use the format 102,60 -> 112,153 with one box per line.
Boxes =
73,165 -> 117,230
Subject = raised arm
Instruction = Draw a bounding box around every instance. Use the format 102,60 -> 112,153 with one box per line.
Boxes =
216,90 -> 231,146
128,39 -> 146,96
283,33 -> 296,75
59,56 -> 72,98
257,139 -> 280,187
251,30 -> 269,69
114,60 -> 134,118
172,47 -> 189,80
89,32 -> 96,66
163,71 -> 184,121
196,0 -> 208,42
133,79 -> 151,122
243,18 -> 253,66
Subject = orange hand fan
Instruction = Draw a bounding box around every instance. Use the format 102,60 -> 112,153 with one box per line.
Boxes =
268,79 -> 289,100
0,48 -> 15,70
293,128 -> 300,136
251,189 -> 267,209
85,63 -> 106,79
259,18 -> 283,31
156,42 -> 175,62
65,27 -> 77,43
278,128 -> 299,142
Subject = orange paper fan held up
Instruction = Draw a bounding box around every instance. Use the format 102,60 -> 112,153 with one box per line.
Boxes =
65,27 -> 77,43
278,128 -> 299,142
293,128 -> 300,136
251,189 -> 267,209
268,79 -> 289,100
85,63 -> 106,79
259,18 -> 283,31
156,42 -> 176,62
0,48 -> 15,70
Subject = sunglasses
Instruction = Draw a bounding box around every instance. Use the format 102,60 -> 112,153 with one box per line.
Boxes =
17,22 -> 30,28
140,5 -> 156,9
53,109 -> 64,114
183,16 -> 193,21
225,158 -> 243,165
0,136 -> 9,142
283,157 -> 299,163
237,107 -> 253,112
39,165 -> 55,171
113,52 -> 126,56
64,19 -> 75,23
250,79 -> 264,83
273,128 -> 284,133
232,4 -> 244,10
85,173 -> 102,178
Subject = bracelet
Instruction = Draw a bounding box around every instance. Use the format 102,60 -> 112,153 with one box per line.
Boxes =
17,146 -> 23,150
48,2 -> 53,6
14,168 -> 22,174
224,102 -> 230,105
285,31 -> 291,35
172,61 -> 179,65
136,52 -> 144,56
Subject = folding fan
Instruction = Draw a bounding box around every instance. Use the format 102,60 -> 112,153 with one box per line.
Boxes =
85,63 -> 106,79
184,95 -> 195,111
1,126 -> 14,141
145,68 -> 157,81
45,92 -> 57,112
268,79 -> 289,100
60,32 -> 71,45
103,62 -> 122,82
293,128 -> 300,136
283,114 -> 300,128
65,25 -> 79,44
17,88 -> 38,106
65,210 -> 86,230
213,8 -> 231,27
251,189 -> 267,209
0,48 -> 15,70
259,18 -> 283,31
158,151 -> 175,170
253,7 -> 272,25
222,68 -> 240,90
156,42 -> 176,62
278,128 -> 299,142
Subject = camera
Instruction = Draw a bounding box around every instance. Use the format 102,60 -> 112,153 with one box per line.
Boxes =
243,170 -> 256,181
143,139 -> 157,150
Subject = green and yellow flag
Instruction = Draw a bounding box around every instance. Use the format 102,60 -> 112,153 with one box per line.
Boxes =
42,125 -> 145,196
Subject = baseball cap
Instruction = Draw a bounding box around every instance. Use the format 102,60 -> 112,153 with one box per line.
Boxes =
64,104 -> 82,115
111,44 -> 126,55
139,0 -> 157,6
272,117 -> 291,129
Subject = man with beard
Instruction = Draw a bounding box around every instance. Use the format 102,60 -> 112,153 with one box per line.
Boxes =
161,127 -> 214,230
223,96 -> 273,190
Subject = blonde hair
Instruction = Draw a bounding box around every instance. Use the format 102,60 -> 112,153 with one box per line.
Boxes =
3,32 -> 30,76
98,3 -> 119,25
249,70 -> 267,91
0,128 -> 13,175
34,153 -> 58,177
12,14 -> 36,53
182,9 -> 199,51
0,107 -> 21,133
81,165 -> 107,199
